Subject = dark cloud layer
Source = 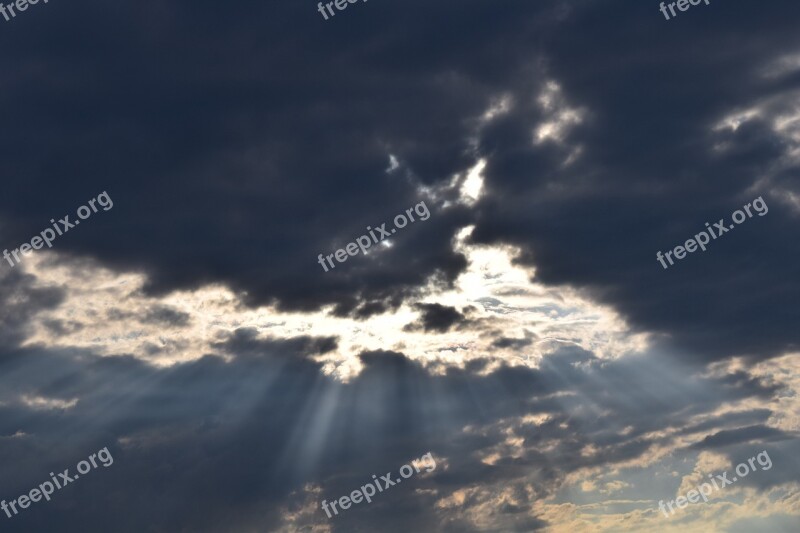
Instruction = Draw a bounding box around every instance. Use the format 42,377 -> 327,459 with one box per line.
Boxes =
468,1 -> 800,361
1,0 -> 797,359
0,0 -> 497,316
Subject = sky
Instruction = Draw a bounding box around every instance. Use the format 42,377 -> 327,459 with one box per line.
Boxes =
0,0 -> 799,531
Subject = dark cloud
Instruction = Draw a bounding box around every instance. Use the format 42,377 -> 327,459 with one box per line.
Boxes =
0,267 -> 64,348
212,327 -> 338,359
140,305 -> 192,328
676,408 -> 773,437
467,0 -> 800,361
690,425 -> 793,450
41,319 -> 84,337
403,303 -> 471,333
492,331 -> 536,350
106,304 -> 192,328
0,0 -> 508,317
1,0 -> 795,358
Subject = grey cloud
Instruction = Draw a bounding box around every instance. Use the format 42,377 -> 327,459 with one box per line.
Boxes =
0,338 -> 793,532
403,303 -> 471,333
140,305 -> 192,328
